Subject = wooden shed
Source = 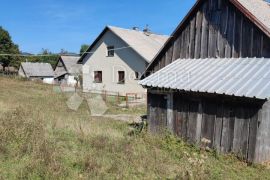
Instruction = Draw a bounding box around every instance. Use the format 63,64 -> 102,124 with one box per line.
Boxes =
140,0 -> 270,163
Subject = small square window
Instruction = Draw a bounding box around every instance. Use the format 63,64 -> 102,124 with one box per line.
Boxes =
135,72 -> 140,80
107,46 -> 114,57
118,71 -> 125,84
94,71 -> 102,83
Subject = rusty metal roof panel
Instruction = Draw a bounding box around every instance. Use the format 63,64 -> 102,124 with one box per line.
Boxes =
139,58 -> 270,99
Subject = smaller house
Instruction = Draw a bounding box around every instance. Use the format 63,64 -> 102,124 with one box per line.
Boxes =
5,66 -> 18,74
54,56 -> 82,86
19,62 -> 54,84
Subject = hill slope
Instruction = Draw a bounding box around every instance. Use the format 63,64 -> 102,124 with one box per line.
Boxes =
0,77 -> 270,179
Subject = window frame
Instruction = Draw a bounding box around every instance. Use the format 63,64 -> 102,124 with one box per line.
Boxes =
107,46 -> 115,57
135,72 -> 140,80
118,71 -> 125,84
94,71 -> 102,83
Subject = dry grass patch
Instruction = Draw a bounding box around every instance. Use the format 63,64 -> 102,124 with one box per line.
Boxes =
1,77 -> 270,179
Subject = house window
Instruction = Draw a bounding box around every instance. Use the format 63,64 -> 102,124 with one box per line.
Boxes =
94,71 -> 102,83
135,72 -> 140,80
118,71 -> 125,84
107,46 -> 115,57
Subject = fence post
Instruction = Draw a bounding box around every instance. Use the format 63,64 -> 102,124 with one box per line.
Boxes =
104,90 -> 107,103
117,92 -> 120,105
126,93 -> 128,108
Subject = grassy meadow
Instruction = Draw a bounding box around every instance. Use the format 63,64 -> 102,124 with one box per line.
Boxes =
0,77 -> 270,179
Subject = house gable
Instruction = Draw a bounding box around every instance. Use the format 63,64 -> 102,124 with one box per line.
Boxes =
55,58 -> 67,72
83,29 -> 147,73
145,0 -> 270,76
78,27 -> 148,65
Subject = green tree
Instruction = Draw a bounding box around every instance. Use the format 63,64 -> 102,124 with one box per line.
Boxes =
0,26 -> 21,70
80,44 -> 89,55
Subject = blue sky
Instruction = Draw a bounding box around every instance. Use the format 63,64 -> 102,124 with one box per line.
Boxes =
0,0 -> 196,54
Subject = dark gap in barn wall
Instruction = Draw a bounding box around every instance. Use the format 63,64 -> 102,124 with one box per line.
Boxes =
189,17 -> 196,59
225,5 -> 233,57
241,18 -> 252,57
217,2 -> 227,58
194,9 -> 203,59
201,2 -> 209,59
233,10 -> 242,58
252,28 -> 262,57
263,35 -> 270,57
166,43 -> 174,65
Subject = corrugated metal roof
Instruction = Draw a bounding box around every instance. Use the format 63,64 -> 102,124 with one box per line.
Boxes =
21,62 -> 54,78
233,0 -> 270,33
60,56 -> 81,74
139,58 -> 270,99
108,26 -> 169,62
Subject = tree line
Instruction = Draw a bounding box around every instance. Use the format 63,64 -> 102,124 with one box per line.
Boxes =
0,26 -> 89,71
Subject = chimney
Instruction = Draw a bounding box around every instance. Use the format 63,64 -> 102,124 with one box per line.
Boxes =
132,27 -> 140,31
143,25 -> 152,36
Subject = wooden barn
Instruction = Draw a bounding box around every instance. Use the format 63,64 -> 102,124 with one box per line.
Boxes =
140,0 -> 270,163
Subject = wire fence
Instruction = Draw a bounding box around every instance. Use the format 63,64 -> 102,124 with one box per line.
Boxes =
87,90 -> 146,108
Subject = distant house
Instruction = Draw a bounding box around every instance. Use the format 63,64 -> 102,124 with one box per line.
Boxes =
54,56 -> 82,86
77,26 -> 169,95
4,66 -> 18,74
19,62 -> 54,84
140,0 -> 270,163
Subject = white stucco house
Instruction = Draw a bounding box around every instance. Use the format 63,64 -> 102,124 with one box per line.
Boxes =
77,26 -> 169,95
54,56 -> 82,87
18,62 -> 54,84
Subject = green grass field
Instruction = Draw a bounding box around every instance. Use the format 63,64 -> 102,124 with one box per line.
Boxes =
0,77 -> 270,179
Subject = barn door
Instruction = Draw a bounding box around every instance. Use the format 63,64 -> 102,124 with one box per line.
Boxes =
148,93 -> 167,133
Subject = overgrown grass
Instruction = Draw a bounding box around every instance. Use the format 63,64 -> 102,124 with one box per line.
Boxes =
0,77 -> 270,179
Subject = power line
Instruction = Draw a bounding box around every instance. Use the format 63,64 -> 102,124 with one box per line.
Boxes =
0,46 -> 132,57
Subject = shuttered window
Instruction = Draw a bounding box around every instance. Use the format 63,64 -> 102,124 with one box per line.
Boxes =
118,71 -> 125,84
94,71 -> 102,83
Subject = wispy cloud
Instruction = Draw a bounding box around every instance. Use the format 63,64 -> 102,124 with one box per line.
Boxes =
42,2 -> 88,22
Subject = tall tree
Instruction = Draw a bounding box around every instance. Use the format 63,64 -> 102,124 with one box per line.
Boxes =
80,44 -> 89,55
0,26 -> 21,70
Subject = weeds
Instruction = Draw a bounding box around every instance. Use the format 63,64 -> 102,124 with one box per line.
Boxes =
0,77 -> 270,179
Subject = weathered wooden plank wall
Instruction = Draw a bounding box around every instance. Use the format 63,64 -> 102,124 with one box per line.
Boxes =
148,0 -> 270,73
148,91 -> 265,162
147,93 -> 167,133
173,94 -> 263,161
